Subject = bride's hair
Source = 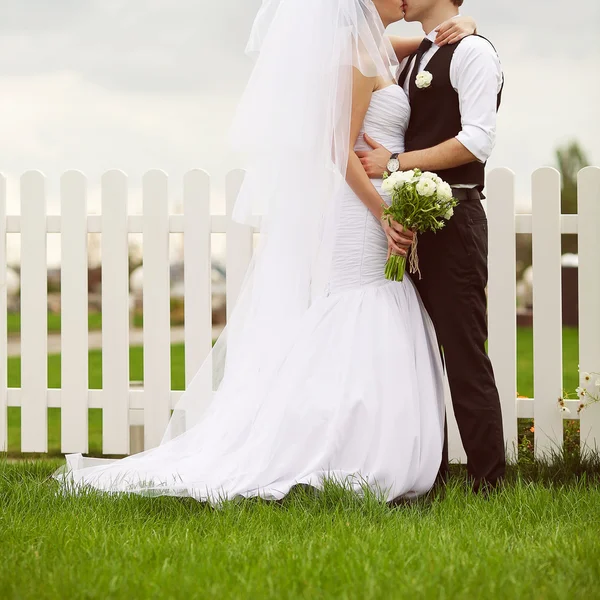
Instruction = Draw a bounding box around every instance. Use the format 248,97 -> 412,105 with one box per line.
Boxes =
452,0 -> 464,6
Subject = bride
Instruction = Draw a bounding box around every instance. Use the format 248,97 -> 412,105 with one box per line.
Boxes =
53,0 -> 477,504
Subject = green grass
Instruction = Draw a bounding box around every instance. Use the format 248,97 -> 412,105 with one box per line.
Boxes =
4,327 -> 580,456
7,311 -> 104,335
1,325 -> 596,598
1,458 -> 599,600
516,326 -> 579,399
6,300 -> 185,334
6,344 -> 187,455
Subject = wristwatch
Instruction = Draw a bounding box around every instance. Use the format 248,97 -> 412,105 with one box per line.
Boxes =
386,153 -> 401,174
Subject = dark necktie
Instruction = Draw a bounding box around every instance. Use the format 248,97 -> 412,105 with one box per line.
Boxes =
409,38 -> 433,92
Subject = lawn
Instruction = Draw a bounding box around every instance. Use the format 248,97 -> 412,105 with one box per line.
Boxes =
7,311 -> 104,335
5,327 -> 580,456
1,458 -> 599,600
6,303 -> 185,335
2,326 -> 597,599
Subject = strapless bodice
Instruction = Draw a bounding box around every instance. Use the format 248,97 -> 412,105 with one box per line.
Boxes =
354,84 -> 410,155
328,84 -> 411,296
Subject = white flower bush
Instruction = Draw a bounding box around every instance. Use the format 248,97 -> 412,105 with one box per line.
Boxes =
562,369 -> 600,414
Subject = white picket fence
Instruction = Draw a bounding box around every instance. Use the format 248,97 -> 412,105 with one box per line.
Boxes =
1,167 -> 599,462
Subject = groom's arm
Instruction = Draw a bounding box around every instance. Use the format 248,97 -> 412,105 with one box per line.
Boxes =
359,36 -> 503,177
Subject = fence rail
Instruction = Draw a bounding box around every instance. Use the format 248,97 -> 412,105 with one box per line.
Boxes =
1,167 -> 600,461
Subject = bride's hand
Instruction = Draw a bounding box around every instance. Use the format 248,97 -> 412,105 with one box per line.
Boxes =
434,16 -> 477,47
381,217 -> 414,258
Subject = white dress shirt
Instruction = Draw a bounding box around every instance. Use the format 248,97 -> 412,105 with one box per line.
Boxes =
399,25 -> 503,165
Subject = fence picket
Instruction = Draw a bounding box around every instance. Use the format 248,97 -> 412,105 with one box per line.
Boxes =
487,168 -> 518,462
226,170 -> 253,319
578,167 -> 600,455
2,167 -> 600,458
101,170 -> 130,454
20,171 -> 48,452
60,171 -> 89,453
183,170 -> 212,385
142,170 -> 171,449
532,167 -> 563,458
0,173 -> 6,451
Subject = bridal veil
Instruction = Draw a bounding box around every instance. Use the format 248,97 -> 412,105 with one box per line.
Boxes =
160,0 -> 399,443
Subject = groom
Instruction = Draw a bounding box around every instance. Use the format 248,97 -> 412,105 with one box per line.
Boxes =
359,0 -> 506,492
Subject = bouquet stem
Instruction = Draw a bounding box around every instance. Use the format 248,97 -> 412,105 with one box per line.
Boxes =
384,254 -> 407,282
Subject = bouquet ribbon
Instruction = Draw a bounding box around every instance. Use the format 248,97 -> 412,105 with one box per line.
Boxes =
408,232 -> 422,280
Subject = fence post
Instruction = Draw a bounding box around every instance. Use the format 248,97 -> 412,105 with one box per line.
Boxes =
532,167 -> 563,458
226,170 -> 253,320
20,171 -> 48,453
487,168 -> 518,462
142,170 -> 172,450
60,171 -> 89,453
578,166 -> 600,456
101,170 -> 131,455
0,173 -> 6,452
183,169 -> 212,385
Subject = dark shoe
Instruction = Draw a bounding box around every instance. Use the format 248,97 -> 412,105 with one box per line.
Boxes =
472,477 -> 504,498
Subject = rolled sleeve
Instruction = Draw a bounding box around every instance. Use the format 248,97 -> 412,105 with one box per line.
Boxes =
451,37 -> 503,163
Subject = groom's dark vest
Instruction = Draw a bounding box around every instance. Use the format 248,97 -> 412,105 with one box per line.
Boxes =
398,35 -> 503,191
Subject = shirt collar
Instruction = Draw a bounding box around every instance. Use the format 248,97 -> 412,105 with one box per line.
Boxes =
426,13 -> 461,45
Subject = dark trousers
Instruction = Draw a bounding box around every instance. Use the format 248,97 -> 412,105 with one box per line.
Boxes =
411,190 -> 506,490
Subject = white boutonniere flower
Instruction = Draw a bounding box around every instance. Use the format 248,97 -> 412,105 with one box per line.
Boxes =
415,71 -> 433,89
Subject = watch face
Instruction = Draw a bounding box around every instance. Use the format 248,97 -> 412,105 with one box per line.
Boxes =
387,158 -> 400,173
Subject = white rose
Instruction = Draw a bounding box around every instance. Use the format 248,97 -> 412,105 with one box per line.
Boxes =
415,71 -> 433,89
398,171 -> 415,184
444,207 -> 454,220
416,178 -> 437,197
421,172 -> 437,180
435,176 -> 444,185
437,182 -> 453,201
381,177 -> 395,194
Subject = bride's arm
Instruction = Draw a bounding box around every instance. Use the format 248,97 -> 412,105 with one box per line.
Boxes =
388,16 -> 478,61
388,36 -> 423,62
345,69 -> 413,256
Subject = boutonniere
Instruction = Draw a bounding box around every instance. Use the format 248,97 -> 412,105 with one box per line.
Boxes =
415,71 -> 433,89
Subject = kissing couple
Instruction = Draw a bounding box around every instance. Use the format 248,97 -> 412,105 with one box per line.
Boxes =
54,0 -> 506,504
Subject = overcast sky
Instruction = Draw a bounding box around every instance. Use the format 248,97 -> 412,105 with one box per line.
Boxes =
1,0 -> 599,263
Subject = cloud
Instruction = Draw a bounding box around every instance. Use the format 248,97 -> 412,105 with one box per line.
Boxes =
1,0 -> 598,222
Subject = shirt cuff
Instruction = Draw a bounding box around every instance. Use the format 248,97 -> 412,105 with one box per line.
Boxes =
456,128 -> 494,164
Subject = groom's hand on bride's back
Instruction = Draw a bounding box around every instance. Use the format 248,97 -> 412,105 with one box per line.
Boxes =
356,134 -> 391,179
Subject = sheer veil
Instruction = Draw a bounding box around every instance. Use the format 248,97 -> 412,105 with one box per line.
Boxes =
160,0 -> 399,443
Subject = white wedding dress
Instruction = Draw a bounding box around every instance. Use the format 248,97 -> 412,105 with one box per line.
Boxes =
54,85 -> 445,503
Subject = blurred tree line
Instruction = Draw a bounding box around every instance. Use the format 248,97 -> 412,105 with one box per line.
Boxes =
515,141 -> 590,278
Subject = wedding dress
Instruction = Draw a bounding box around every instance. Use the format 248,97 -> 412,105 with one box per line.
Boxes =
53,84 -> 445,503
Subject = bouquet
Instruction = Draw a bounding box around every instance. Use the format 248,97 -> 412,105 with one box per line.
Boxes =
381,169 -> 459,282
